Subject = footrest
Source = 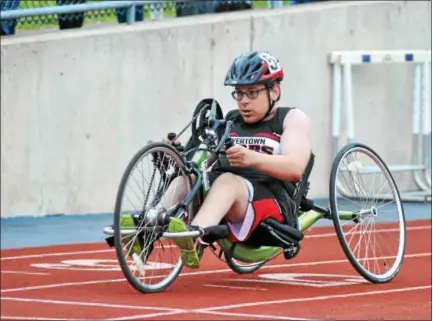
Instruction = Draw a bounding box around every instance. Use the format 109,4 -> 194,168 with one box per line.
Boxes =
105,236 -> 115,247
202,225 -> 229,239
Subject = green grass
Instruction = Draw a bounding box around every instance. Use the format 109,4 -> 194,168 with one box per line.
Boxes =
16,1 -> 291,31
18,0 -> 118,30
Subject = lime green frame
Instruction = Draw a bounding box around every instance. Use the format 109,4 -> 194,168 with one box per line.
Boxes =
183,140 -> 355,264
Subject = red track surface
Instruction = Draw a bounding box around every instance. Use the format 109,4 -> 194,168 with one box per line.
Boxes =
1,219 -> 432,320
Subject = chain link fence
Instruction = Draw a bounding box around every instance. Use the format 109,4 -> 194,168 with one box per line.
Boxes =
1,0 -> 325,35
0,0 -> 286,32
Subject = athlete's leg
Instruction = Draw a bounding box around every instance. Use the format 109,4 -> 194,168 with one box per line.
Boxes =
191,172 -> 250,227
152,172 -> 250,225
145,174 -> 195,224
157,175 -> 192,210
168,172 -> 252,269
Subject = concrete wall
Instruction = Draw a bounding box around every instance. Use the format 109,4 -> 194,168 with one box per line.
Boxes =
1,0 -> 431,217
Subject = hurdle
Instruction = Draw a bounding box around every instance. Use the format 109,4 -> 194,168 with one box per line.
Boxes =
329,50 -> 431,202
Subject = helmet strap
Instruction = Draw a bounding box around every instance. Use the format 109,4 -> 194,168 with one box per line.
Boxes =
255,85 -> 276,123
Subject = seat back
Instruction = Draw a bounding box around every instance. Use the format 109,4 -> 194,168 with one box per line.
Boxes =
287,152 -> 315,213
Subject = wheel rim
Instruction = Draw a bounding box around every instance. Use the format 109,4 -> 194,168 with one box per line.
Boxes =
115,145 -> 192,292
333,146 -> 406,281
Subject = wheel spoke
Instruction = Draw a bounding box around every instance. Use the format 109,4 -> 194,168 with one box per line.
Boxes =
113,144 -> 193,293
331,144 -> 406,283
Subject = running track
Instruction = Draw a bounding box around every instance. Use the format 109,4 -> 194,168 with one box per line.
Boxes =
1,219 -> 431,320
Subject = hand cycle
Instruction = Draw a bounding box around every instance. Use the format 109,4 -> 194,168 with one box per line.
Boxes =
103,98 -> 406,294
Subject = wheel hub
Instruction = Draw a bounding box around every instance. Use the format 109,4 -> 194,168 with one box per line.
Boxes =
358,206 -> 378,219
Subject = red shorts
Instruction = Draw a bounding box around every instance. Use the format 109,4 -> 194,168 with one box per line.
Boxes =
226,179 -> 285,243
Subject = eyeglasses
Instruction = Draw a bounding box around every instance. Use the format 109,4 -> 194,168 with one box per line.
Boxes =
231,88 -> 267,101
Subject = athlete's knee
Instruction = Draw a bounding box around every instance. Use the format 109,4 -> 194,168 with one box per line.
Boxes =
213,173 -> 250,221
213,173 -> 249,200
213,172 -> 244,189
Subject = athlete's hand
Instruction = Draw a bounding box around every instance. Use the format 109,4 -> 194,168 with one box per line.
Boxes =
163,137 -> 182,146
226,145 -> 255,167
162,132 -> 181,146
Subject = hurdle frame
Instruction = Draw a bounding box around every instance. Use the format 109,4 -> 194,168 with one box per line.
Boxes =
329,50 -> 432,202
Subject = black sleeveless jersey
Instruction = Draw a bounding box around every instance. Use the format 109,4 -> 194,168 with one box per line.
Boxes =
210,107 -> 297,222
214,107 -> 294,184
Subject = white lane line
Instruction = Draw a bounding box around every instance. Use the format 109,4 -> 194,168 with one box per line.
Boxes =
1,271 -> 49,276
307,225 -> 430,239
2,286 -> 429,321
2,310 -> 311,321
2,224 -> 429,261
0,297 -> 180,312
105,310 -> 187,320
204,284 -> 267,291
203,285 -> 432,311
2,286 -> 430,319
1,249 -> 113,261
0,317 -> 83,321
1,278 -> 125,293
1,252 -> 430,293
195,310 -> 313,320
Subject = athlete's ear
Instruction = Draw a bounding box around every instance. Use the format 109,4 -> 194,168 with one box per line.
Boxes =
269,84 -> 280,101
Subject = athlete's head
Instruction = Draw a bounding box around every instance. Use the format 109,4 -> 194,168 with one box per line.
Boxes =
224,51 -> 284,124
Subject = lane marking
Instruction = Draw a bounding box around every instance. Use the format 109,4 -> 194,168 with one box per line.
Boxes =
0,317 -> 82,321
105,310 -> 187,320
1,279 -> 126,293
228,273 -> 367,288
195,310 -> 312,320
1,249 -> 113,261
1,271 -> 50,276
31,259 -> 174,271
1,223 -> 429,261
0,297 -> 181,312
1,286 -> 429,319
1,252 -> 430,293
203,285 -> 432,311
307,225 -> 430,239
204,284 -> 268,291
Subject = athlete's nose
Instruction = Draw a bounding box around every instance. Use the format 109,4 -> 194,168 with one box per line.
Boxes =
239,94 -> 250,105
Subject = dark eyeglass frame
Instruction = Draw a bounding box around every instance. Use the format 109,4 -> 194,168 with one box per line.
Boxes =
231,88 -> 268,101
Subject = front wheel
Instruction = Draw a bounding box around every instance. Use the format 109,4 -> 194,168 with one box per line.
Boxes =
113,142 -> 193,293
329,142 -> 406,283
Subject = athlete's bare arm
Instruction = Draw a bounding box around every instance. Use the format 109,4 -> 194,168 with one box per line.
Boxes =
250,109 -> 311,181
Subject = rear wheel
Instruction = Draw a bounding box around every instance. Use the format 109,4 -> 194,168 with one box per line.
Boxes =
113,143 -> 193,293
330,142 -> 406,283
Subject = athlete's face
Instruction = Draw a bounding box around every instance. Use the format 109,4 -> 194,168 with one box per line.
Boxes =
232,84 -> 280,123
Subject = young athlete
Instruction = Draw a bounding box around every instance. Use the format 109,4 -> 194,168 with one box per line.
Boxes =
150,51 -> 312,268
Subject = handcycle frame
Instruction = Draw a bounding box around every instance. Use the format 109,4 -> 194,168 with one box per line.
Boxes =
105,98 -> 406,291
157,101 -> 362,264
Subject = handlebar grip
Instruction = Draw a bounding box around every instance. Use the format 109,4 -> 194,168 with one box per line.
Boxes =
225,138 -> 234,149
167,132 -> 177,141
166,132 -> 184,152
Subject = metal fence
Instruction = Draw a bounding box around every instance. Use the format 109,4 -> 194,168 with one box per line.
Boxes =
0,0 -> 321,34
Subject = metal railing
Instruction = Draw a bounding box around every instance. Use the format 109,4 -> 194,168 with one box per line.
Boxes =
0,0 -> 296,31
2,1 -> 173,25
